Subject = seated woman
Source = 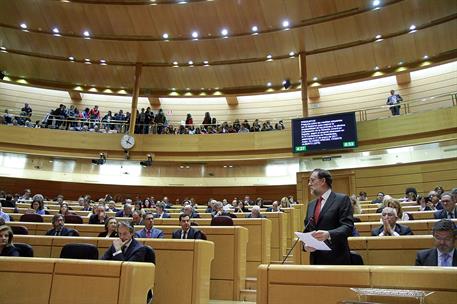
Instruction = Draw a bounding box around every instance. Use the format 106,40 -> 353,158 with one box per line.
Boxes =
234,201 -> 248,213
280,196 -> 290,209
0,225 -> 20,256
28,194 -> 49,215
59,203 -> 75,216
387,199 -> 414,221
98,217 -> 119,238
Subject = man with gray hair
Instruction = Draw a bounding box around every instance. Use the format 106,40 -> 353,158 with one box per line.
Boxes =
102,221 -> 145,262
182,205 -> 200,218
416,219 -> 456,266
371,207 -> 413,236
247,205 -> 265,218
211,200 -> 236,218
434,192 -> 456,219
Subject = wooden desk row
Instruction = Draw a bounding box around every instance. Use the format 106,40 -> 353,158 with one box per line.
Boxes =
257,264 -> 457,304
354,219 -> 457,236
293,235 -> 444,266
0,257 -> 155,304
10,235 -> 213,304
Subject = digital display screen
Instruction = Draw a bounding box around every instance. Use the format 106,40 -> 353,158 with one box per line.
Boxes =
291,112 -> 358,153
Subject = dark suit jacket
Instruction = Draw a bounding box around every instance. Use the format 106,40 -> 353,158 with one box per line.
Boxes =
98,231 -> 119,238
115,210 -> 132,217
415,248 -> 457,266
101,238 -> 145,262
153,212 -> 171,219
303,191 -> 354,265
434,209 -> 457,219
45,227 -> 77,236
89,214 -> 106,224
172,227 -> 203,240
371,223 -> 413,236
0,245 -> 20,256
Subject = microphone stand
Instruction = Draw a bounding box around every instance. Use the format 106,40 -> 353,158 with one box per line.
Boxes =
281,217 -> 315,264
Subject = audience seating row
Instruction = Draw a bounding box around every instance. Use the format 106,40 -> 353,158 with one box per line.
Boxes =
0,257 -> 155,304
11,235 -> 213,304
257,264 -> 457,304
354,219 -> 457,236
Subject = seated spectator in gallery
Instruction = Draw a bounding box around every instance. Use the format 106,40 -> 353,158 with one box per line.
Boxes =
172,214 -> 204,240
428,190 -> 443,210
267,201 -> 281,212
182,205 -> 200,218
234,200 -> 248,213
59,203 -> 75,217
19,188 -> 32,201
387,199 -> 414,221
153,202 -> 170,218
101,221 -> 145,262
162,196 -> 172,209
288,195 -> 298,205
254,197 -> 264,208
371,207 -> 413,236
275,120 -> 285,130
0,203 -> 11,223
107,200 -> 120,212
417,195 -> 433,211
375,195 -> 392,213
98,217 -> 119,238
131,210 -> 145,226
246,205 -> 265,218
116,203 -> 134,218
133,200 -> 143,211
350,195 -> 362,215
45,215 -> 78,236
135,213 -> 163,238
243,196 -> 254,206
0,225 -> 20,256
434,192 -> 456,219
371,192 -> 385,205
205,199 -> 215,213
402,187 -> 417,202
80,197 -> 92,211
415,219 -> 456,267
280,196 -> 291,208
143,197 -> 155,209
357,191 -> 368,202
212,201 -> 236,218
89,204 -> 107,224
2,194 -> 16,208
29,194 -> 49,215
435,186 -> 445,197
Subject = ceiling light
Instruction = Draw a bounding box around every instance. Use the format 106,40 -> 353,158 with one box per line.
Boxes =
172,61 -> 179,66
191,31 -> 199,39
188,60 -> 193,65
251,25 -> 258,32
312,76 -> 318,81
171,88 -> 176,91
223,165 -> 227,168
83,30 -> 90,37
52,27 -> 60,36
289,51 -> 295,57
221,28 -> 229,36
100,59 -> 107,65
423,55 -> 429,59
68,56 -> 75,61
372,0 -> 380,6
84,58 -> 91,64
409,25 -> 416,33
375,34 -> 382,39
267,82 -> 272,87
374,66 -> 380,70
398,61 -> 403,65
186,88 -> 190,91
203,60 -> 209,66
20,23 -> 27,29
0,46 -> 7,52
162,33 -> 169,39
228,165 -> 233,168
266,54 -> 273,61
282,20 -> 290,28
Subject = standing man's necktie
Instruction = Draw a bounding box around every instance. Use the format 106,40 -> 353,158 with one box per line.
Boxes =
314,196 -> 323,222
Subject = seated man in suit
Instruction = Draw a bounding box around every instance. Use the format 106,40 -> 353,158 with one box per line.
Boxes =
89,204 -> 107,224
211,201 -> 236,218
434,192 -> 456,219
416,219 -> 456,267
246,205 -> 265,218
153,202 -> 170,219
135,213 -> 164,238
115,203 -> 133,218
172,214 -> 204,239
182,204 -> 200,218
102,221 -> 145,262
267,201 -> 281,212
45,214 -> 78,236
371,207 -> 413,236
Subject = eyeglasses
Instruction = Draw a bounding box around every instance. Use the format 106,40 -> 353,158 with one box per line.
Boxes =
382,213 -> 395,217
434,236 -> 454,242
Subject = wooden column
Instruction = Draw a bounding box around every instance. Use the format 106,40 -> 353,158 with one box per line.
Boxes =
299,52 -> 308,117
129,63 -> 143,135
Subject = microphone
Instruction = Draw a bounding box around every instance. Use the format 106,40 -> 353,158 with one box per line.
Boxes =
281,216 -> 315,264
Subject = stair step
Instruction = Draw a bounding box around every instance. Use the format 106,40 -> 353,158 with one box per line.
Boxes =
245,277 -> 257,290
240,289 -> 256,302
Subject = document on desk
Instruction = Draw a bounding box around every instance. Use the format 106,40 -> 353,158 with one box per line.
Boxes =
295,232 -> 331,251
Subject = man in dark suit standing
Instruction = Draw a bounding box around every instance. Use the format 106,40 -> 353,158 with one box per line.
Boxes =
416,219 -> 456,267
102,221 -> 145,262
172,214 -> 204,239
45,214 -> 78,236
434,192 -> 456,219
303,168 -> 354,265
371,207 -> 413,236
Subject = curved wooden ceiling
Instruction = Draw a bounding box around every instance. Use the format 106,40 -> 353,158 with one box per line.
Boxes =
0,0 -> 456,95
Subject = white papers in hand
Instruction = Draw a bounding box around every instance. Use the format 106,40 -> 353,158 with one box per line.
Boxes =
295,232 -> 331,251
